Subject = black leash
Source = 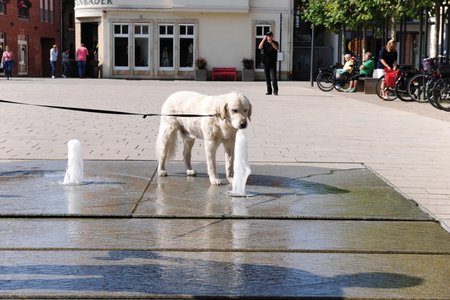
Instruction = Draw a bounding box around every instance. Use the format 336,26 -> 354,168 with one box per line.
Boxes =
0,99 -> 218,119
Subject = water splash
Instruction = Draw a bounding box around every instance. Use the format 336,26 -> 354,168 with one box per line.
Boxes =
228,130 -> 254,197
62,139 -> 84,185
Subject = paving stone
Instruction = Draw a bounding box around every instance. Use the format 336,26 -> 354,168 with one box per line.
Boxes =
1,161 -> 428,220
0,251 -> 447,299
1,80 -> 450,298
0,160 -> 154,216
1,219 -> 449,254
136,162 -> 429,220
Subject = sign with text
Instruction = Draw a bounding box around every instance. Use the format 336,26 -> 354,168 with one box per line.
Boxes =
75,0 -> 170,8
75,0 -> 113,6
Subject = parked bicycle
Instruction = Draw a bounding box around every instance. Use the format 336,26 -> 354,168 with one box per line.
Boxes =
406,57 -> 448,108
431,62 -> 450,111
376,65 -> 417,101
316,63 -> 342,92
316,58 -> 361,92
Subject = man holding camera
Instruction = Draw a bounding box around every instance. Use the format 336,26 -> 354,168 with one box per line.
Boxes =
258,31 -> 279,95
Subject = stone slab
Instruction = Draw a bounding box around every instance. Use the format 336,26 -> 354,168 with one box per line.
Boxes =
1,219 -> 449,254
136,162 -> 430,220
0,160 -> 154,216
0,251 -> 448,299
0,160 -> 430,220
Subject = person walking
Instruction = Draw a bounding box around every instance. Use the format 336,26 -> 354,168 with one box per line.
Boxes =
62,49 -> 70,78
76,43 -> 89,78
1,45 -> 14,80
258,31 -> 279,95
49,45 -> 58,79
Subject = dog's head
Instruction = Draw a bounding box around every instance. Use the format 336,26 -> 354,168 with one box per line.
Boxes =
219,92 -> 252,130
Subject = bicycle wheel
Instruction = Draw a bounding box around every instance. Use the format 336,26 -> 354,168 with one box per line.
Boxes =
395,76 -> 414,101
316,72 -> 334,92
427,78 -> 440,108
432,78 -> 450,111
376,76 -> 397,101
407,74 -> 428,102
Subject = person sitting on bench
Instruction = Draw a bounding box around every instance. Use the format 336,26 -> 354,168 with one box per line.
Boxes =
345,52 -> 375,93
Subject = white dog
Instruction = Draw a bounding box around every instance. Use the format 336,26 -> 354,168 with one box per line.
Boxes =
156,91 -> 252,185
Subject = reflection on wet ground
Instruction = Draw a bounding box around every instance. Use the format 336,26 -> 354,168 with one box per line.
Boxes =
0,160 -> 449,298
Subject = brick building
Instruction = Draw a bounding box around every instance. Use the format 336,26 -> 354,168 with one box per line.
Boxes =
0,0 -> 61,77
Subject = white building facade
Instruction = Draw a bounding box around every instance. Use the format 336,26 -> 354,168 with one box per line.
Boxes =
74,0 -> 293,79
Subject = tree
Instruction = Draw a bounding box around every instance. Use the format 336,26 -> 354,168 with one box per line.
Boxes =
302,0 -> 436,57
303,0 -> 435,35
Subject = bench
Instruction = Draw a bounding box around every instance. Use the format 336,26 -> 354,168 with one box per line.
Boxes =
360,77 -> 378,94
212,67 -> 237,81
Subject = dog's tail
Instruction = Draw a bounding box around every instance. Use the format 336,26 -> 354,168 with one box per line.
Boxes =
156,119 -> 178,161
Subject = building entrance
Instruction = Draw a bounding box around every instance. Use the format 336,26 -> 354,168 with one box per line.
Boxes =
41,38 -> 55,77
81,22 -> 98,78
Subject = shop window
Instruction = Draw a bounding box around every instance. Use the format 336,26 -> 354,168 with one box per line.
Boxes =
18,0 -> 31,19
159,24 -> 174,69
255,24 -> 271,69
134,24 -> 150,68
179,24 -> 195,69
113,24 -> 129,68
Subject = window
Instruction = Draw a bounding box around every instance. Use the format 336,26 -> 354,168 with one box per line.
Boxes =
255,24 -> 271,69
179,24 -> 195,69
159,24 -> 174,69
134,24 -> 150,68
40,0 -> 55,23
113,24 -> 129,68
0,2 -> 5,15
18,0 -> 31,19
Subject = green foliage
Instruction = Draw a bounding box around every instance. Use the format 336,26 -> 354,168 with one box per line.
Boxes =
302,0 -> 435,31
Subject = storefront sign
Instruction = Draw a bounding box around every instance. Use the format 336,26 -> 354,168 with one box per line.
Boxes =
75,0 -> 113,6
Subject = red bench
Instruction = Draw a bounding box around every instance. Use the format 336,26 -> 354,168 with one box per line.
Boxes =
212,67 -> 237,81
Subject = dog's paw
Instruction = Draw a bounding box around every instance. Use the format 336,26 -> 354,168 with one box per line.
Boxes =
186,169 -> 197,176
210,178 -> 223,186
158,170 -> 168,177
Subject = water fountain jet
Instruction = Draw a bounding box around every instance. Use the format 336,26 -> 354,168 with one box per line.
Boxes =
228,130 -> 255,197
62,139 -> 84,185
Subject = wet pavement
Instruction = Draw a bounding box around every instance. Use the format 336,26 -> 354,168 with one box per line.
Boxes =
1,79 -> 450,298
1,160 -> 449,299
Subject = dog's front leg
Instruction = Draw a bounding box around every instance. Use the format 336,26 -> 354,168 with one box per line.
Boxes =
182,137 -> 197,176
223,139 -> 235,183
205,140 -> 221,185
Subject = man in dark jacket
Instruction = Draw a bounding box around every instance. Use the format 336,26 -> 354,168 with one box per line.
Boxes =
258,31 -> 279,95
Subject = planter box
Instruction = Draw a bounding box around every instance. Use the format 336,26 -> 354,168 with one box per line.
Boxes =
242,69 -> 255,81
195,69 -> 207,81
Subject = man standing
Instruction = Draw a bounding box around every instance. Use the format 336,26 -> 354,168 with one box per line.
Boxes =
76,43 -> 89,78
49,45 -> 58,79
258,31 -> 279,95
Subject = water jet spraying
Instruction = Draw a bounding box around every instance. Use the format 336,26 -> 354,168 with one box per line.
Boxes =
62,139 -> 84,185
228,130 -> 255,197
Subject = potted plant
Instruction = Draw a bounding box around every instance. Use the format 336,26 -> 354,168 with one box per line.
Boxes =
241,58 -> 254,81
195,57 -> 207,81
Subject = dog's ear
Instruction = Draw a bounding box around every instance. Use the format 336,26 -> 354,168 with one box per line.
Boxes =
218,100 -> 228,120
247,102 -> 252,121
